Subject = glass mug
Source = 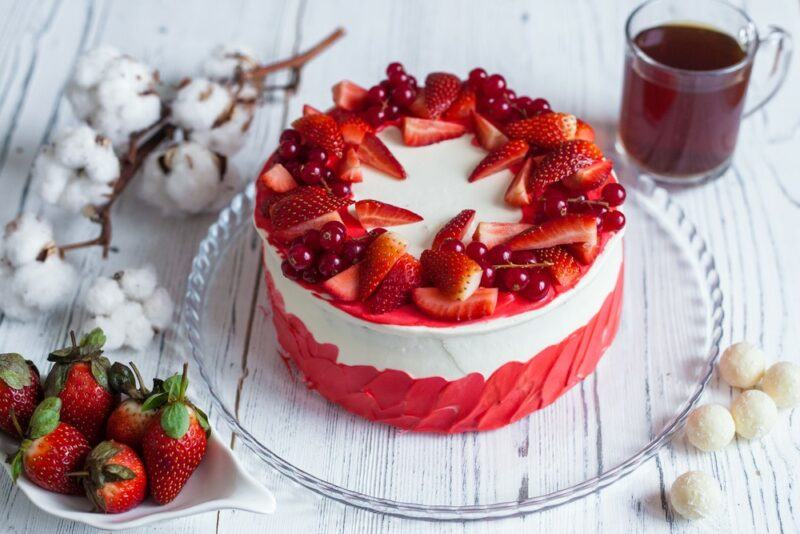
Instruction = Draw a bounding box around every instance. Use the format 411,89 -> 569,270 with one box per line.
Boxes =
617,0 -> 792,183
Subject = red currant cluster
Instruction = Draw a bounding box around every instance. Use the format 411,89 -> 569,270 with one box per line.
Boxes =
467,68 -> 551,123
540,182 -> 627,232
361,62 -> 419,127
281,223 -> 386,284
276,129 -> 351,198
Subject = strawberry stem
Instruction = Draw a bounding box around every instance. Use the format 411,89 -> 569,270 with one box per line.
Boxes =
129,362 -> 149,396
69,330 -> 77,348
9,409 -> 23,438
66,471 -> 89,477
179,362 -> 189,402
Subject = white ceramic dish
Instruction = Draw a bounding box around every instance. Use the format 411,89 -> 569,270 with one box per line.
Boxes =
0,428 -> 275,530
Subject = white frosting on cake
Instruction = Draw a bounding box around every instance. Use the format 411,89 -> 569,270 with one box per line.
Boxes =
258,129 -> 624,380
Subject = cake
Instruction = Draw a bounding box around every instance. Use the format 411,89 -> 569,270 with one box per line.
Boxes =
254,64 -> 626,433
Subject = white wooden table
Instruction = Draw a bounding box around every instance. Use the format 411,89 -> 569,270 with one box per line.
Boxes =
0,1 -> 798,532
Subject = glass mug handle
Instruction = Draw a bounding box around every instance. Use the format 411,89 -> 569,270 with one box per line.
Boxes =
743,26 -> 793,117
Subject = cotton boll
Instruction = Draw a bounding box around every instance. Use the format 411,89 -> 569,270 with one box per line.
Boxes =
719,342 -> 765,389
71,46 -> 122,92
2,214 -> 54,267
684,404 -> 735,452
202,44 -> 258,79
0,276 -> 37,321
57,178 -> 111,212
119,265 -> 157,301
53,125 -> 102,168
110,301 -> 153,350
761,362 -> 800,408
12,255 -> 77,311
730,389 -> 778,440
137,153 -> 179,214
83,314 -> 126,351
84,276 -> 125,316
143,286 -> 174,330
33,150 -> 72,203
172,78 -> 234,132
190,102 -> 254,156
669,471 -> 722,520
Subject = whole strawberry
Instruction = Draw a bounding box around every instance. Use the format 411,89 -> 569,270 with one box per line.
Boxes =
8,397 -> 91,494
142,364 -> 209,504
44,329 -> 118,445
78,440 -> 147,513
0,353 -> 42,438
105,362 -> 161,450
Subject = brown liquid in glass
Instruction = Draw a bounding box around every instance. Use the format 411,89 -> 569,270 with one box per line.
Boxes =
619,24 -> 750,177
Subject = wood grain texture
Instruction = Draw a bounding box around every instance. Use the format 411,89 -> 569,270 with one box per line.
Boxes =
0,0 -> 797,532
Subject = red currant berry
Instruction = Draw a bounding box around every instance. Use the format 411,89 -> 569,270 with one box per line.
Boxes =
501,268 -> 529,292
341,240 -> 365,264
527,98 -> 551,115
601,183 -> 627,207
542,190 -> 568,219
386,62 -> 405,77
317,252 -> 343,278
301,267 -> 321,284
504,89 -> 517,100
388,70 -> 409,87
481,74 -> 506,97
514,96 -> 533,111
510,250 -> 538,265
481,266 -> 496,287
330,181 -> 351,198
367,85 -> 387,104
487,98 -> 511,121
379,79 -> 392,91
322,220 -> 346,237
281,259 -> 300,280
406,75 -> 418,88
385,104 -> 401,120
520,272 -> 551,302
488,244 -> 512,265
363,228 -> 387,243
468,68 -> 488,88
302,229 -> 322,251
439,238 -> 465,253
365,105 -> 386,127
300,162 -> 324,184
289,235 -> 305,248
288,244 -> 314,270
279,129 -> 301,144
466,241 -> 488,262
600,210 -> 626,232
320,226 -> 345,250
306,147 -> 328,164
391,84 -> 417,107
283,160 -> 301,178
278,141 -> 300,160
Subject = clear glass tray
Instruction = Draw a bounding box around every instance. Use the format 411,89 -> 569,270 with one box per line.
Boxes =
182,177 -> 723,520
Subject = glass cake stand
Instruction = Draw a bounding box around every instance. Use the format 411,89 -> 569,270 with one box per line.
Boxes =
182,176 -> 723,520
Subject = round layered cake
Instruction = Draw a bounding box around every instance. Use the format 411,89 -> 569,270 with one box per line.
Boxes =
254,64 -> 626,433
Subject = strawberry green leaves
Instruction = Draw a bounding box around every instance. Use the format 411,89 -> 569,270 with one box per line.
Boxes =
0,353 -> 33,390
28,396 -> 62,439
151,363 -> 210,440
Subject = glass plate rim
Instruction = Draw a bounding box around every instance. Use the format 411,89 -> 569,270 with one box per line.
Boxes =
182,178 -> 724,521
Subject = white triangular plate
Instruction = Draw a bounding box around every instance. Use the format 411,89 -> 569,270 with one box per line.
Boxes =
0,428 -> 275,530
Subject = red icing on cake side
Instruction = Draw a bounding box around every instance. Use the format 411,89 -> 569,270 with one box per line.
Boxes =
265,260 -> 624,433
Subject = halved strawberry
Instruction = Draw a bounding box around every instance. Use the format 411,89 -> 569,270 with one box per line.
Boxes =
358,232 -> 407,301
472,111 -> 509,151
303,104 -> 322,116
338,115 -> 373,145
505,157 -> 534,206
292,114 -> 345,158
401,117 -> 467,147
527,140 -> 604,197
561,159 -> 612,191
357,133 -> 406,179
575,119 -> 595,141
270,186 -> 351,239
507,215 -> 597,251
442,87 -> 477,121
408,94 -> 429,119
504,112 -> 577,149
322,263 -> 359,301
259,163 -> 298,193
276,211 -> 343,242
472,222 -> 533,249
355,199 -> 423,229
432,209 -> 476,250
538,246 -> 581,287
338,147 -> 362,182
332,80 -> 368,111
420,249 -> 483,301
422,72 -> 461,119
412,287 -> 498,322
366,254 -> 421,314
469,139 -> 528,182
569,239 -> 600,264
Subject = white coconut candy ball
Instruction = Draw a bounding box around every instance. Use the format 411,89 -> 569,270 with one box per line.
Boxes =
730,389 -> 778,440
719,342 -> 765,389
172,78 -> 234,132
685,404 -> 735,452
83,314 -> 126,351
119,265 -> 158,301
669,471 -> 722,520
2,213 -> 54,267
84,276 -> 126,316
143,287 -> 174,330
189,102 -> 254,156
761,362 -> 800,408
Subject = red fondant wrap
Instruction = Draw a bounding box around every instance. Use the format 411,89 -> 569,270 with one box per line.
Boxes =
266,264 -> 624,433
